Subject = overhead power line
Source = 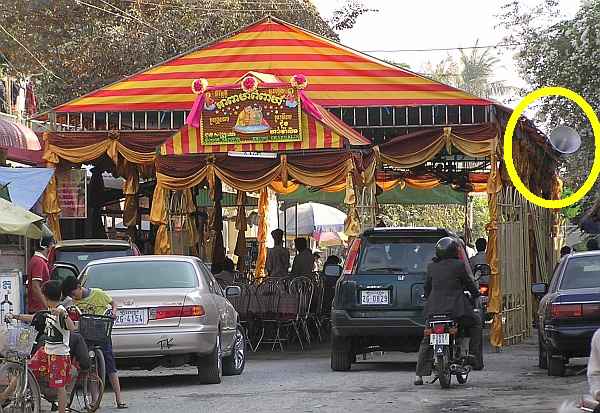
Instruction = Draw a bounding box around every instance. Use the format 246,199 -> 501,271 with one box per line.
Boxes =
361,43 -> 525,53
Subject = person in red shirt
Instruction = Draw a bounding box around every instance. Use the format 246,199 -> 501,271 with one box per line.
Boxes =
27,235 -> 54,314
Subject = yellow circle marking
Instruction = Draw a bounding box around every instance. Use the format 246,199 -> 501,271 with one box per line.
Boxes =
504,86 -> 600,209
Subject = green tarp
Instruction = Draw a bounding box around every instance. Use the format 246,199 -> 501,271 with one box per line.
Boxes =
278,185 -> 466,206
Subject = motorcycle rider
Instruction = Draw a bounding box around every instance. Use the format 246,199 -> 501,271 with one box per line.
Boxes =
414,236 -> 481,385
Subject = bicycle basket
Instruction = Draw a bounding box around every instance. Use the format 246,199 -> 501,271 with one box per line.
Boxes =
79,314 -> 114,346
6,324 -> 37,357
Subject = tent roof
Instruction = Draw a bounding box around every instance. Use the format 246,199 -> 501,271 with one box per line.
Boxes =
279,184 -> 466,206
52,17 -> 492,114
0,197 -> 44,239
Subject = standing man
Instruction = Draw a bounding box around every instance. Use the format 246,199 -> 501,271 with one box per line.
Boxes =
290,238 -> 314,278
27,234 -> 54,314
265,229 -> 290,278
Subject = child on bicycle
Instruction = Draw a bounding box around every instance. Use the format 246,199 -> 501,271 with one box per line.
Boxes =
61,276 -> 128,409
4,280 -> 76,413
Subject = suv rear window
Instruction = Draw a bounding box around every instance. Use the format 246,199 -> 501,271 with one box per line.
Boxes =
357,236 -> 439,274
560,256 -> 600,290
82,261 -> 198,290
55,247 -> 134,271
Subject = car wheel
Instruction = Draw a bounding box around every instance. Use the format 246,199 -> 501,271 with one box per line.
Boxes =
547,351 -> 566,377
223,325 -> 246,376
538,333 -> 548,369
196,334 -> 223,384
331,334 -> 352,371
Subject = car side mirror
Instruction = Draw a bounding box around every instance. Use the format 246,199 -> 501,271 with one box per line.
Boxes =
225,286 -> 241,298
323,264 -> 342,278
531,283 -> 548,299
51,262 -> 80,282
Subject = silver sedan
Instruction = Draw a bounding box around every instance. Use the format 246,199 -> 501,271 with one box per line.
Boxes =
79,255 -> 246,384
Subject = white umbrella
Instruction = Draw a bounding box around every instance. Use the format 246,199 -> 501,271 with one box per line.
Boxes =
280,202 -> 346,236
0,197 -> 44,239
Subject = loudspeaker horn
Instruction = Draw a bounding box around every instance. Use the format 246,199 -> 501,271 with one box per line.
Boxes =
548,126 -> 581,154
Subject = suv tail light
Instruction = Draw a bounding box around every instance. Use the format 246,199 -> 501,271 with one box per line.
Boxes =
551,303 -> 582,318
479,284 -> 489,296
342,239 -> 362,276
153,305 -> 205,320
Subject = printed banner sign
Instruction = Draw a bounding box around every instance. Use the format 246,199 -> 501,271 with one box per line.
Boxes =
201,86 -> 301,146
56,169 -> 87,219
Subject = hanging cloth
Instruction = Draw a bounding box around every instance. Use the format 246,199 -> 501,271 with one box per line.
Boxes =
25,81 -> 37,116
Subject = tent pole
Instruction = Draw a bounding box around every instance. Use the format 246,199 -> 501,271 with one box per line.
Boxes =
295,202 -> 298,241
283,202 -> 287,249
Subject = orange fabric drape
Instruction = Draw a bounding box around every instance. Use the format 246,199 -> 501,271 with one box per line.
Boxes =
254,189 -> 269,278
404,177 -> 441,190
485,140 -> 503,348
122,163 -> 139,242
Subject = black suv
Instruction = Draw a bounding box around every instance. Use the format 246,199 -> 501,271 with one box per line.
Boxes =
330,227 -> 456,371
533,251 -> 600,377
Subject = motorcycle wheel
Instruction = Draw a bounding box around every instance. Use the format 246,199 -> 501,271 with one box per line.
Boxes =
436,354 -> 451,389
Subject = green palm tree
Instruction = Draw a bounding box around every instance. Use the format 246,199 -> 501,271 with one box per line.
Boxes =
456,40 -> 511,98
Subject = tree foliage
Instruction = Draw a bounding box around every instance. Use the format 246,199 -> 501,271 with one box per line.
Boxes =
0,0 -> 372,110
381,196 -> 490,240
499,0 -> 600,212
421,41 -> 512,100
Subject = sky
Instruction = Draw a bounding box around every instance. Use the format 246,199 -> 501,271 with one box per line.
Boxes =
313,0 -> 581,106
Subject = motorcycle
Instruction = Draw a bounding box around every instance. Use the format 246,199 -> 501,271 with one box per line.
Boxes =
424,312 -> 474,388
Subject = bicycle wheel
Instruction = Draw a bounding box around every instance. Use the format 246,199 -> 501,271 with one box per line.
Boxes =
3,367 -> 41,413
83,348 -> 105,412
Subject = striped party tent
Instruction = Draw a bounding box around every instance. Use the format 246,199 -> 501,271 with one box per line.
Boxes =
52,16 -> 490,113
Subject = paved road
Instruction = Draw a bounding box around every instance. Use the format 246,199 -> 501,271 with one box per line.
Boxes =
64,335 -> 591,412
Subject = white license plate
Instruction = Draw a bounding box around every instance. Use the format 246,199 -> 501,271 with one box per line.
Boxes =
115,309 -> 148,326
360,290 -> 389,305
430,333 -> 450,345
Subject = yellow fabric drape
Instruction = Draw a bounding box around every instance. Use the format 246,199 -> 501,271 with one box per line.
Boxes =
150,185 -> 171,254
41,134 -> 62,240
485,140 -> 503,348
44,139 -> 157,166
156,168 -> 208,191
378,129 -> 495,169
344,162 -> 361,237
234,191 -> 248,273
255,189 -> 269,278
183,188 -> 199,255
123,164 -> 139,239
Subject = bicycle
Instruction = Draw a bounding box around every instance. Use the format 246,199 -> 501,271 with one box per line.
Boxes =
64,307 -> 115,412
0,322 -> 42,413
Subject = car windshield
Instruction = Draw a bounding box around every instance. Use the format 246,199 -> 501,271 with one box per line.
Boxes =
560,256 -> 600,290
82,261 -> 198,290
357,236 -> 439,274
55,247 -> 133,272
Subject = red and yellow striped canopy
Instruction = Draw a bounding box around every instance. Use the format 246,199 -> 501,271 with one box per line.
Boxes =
161,100 -> 369,155
55,17 -> 491,113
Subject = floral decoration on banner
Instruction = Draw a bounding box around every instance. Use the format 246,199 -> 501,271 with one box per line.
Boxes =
241,76 -> 259,93
290,74 -> 308,89
191,78 -> 209,94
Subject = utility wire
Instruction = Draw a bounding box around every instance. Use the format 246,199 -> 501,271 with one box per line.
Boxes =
0,23 -> 61,79
362,43 -> 525,53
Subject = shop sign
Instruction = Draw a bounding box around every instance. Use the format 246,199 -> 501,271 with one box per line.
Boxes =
56,169 -> 87,219
201,86 -> 302,146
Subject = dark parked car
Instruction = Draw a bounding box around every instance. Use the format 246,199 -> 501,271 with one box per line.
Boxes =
48,239 -> 141,276
330,227 -> 470,371
533,251 -> 600,377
